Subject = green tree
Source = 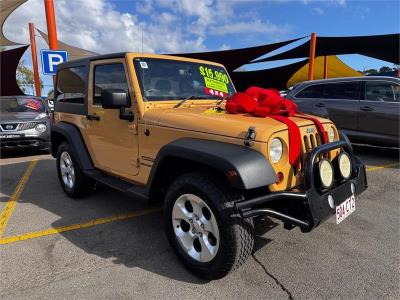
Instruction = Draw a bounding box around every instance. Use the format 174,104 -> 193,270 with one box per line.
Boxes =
363,68 -> 378,75
16,60 -> 43,96
379,66 -> 392,73
362,65 -> 399,76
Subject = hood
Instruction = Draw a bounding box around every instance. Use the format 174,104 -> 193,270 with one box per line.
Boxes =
0,112 -> 41,122
144,105 -> 331,142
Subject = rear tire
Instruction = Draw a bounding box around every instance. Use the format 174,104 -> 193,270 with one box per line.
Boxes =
164,173 -> 254,280
56,142 -> 95,198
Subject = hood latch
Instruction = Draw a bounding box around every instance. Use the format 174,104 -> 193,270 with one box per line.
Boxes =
244,126 -> 256,147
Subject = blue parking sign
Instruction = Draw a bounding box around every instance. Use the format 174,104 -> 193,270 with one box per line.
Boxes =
41,50 -> 68,75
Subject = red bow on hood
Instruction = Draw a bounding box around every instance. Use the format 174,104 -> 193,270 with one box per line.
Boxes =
226,87 -> 328,167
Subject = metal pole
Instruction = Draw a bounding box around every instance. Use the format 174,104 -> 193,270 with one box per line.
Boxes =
44,0 -> 58,83
323,56 -> 328,79
28,22 -> 41,97
308,32 -> 317,81
44,0 -> 58,50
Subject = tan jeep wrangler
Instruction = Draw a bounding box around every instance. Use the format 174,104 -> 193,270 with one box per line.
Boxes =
51,53 -> 367,279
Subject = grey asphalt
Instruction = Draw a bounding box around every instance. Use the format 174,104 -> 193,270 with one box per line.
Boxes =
0,146 -> 399,299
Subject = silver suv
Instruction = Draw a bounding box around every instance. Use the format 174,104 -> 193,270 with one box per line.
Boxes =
0,96 -> 51,152
287,76 -> 400,147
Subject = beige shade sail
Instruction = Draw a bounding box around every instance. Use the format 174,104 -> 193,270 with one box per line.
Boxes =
0,0 -> 27,46
287,55 -> 363,88
37,29 -> 98,61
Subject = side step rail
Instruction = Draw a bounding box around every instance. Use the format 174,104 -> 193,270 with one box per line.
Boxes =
84,169 -> 149,202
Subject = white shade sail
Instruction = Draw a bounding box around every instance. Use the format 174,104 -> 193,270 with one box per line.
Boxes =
0,0 -> 27,46
37,29 -> 98,61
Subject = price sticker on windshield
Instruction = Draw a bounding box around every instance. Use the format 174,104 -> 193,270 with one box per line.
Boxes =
199,65 -> 229,93
204,87 -> 227,98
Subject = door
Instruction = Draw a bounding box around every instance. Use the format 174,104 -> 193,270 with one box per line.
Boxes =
320,81 -> 361,132
85,59 -> 139,178
358,80 -> 400,139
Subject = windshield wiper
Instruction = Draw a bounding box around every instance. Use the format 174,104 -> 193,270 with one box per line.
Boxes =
215,95 -> 230,106
174,95 -> 210,108
174,95 -> 197,108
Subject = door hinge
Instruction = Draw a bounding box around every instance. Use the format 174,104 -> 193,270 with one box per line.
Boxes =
128,123 -> 139,135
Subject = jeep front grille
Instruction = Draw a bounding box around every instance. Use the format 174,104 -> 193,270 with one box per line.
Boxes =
301,131 -> 329,165
303,132 -> 324,153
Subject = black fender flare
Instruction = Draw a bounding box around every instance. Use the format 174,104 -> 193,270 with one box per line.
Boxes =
147,138 -> 277,191
339,130 -> 353,151
51,122 -> 94,170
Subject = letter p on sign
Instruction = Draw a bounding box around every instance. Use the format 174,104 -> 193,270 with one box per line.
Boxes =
41,50 -> 68,75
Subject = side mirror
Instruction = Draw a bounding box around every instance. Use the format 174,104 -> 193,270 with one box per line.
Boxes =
101,89 -> 134,122
101,89 -> 129,109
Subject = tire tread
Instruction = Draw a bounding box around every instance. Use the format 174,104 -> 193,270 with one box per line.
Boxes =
164,173 -> 254,279
56,142 -> 95,198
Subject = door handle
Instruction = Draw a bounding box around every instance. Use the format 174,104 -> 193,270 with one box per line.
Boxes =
86,114 -> 100,121
360,106 -> 373,112
315,102 -> 325,107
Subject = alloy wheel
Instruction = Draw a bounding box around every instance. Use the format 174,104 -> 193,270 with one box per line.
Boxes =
60,151 -> 75,189
172,193 -> 220,262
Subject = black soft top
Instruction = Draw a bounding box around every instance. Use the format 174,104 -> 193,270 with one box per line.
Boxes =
57,52 -> 126,70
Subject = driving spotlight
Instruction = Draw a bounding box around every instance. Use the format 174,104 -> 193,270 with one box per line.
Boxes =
319,159 -> 334,189
338,152 -> 352,179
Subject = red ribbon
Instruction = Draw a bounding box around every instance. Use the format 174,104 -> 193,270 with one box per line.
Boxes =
225,87 -> 328,167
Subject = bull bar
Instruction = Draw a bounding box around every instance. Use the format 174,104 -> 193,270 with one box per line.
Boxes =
236,141 -> 368,232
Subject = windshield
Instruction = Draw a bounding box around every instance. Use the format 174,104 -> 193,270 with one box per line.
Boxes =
134,58 -> 236,101
0,97 -> 45,113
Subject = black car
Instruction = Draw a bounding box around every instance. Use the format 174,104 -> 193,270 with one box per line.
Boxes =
0,96 -> 51,152
287,76 -> 400,147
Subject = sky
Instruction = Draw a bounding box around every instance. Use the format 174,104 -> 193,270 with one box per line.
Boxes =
3,0 -> 400,96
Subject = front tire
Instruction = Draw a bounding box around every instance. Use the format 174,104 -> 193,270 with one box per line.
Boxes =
56,142 -> 95,198
164,173 -> 254,280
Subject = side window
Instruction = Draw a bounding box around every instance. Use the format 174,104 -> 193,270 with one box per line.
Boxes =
93,63 -> 129,106
365,81 -> 399,102
323,82 -> 360,100
56,66 -> 86,104
295,84 -> 324,98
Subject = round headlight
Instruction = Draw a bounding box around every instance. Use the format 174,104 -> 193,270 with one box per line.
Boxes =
338,152 -> 352,179
35,123 -> 47,133
319,159 -> 334,189
328,127 -> 335,142
269,138 -> 283,163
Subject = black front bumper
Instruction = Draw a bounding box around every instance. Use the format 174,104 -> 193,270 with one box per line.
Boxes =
236,141 -> 368,232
